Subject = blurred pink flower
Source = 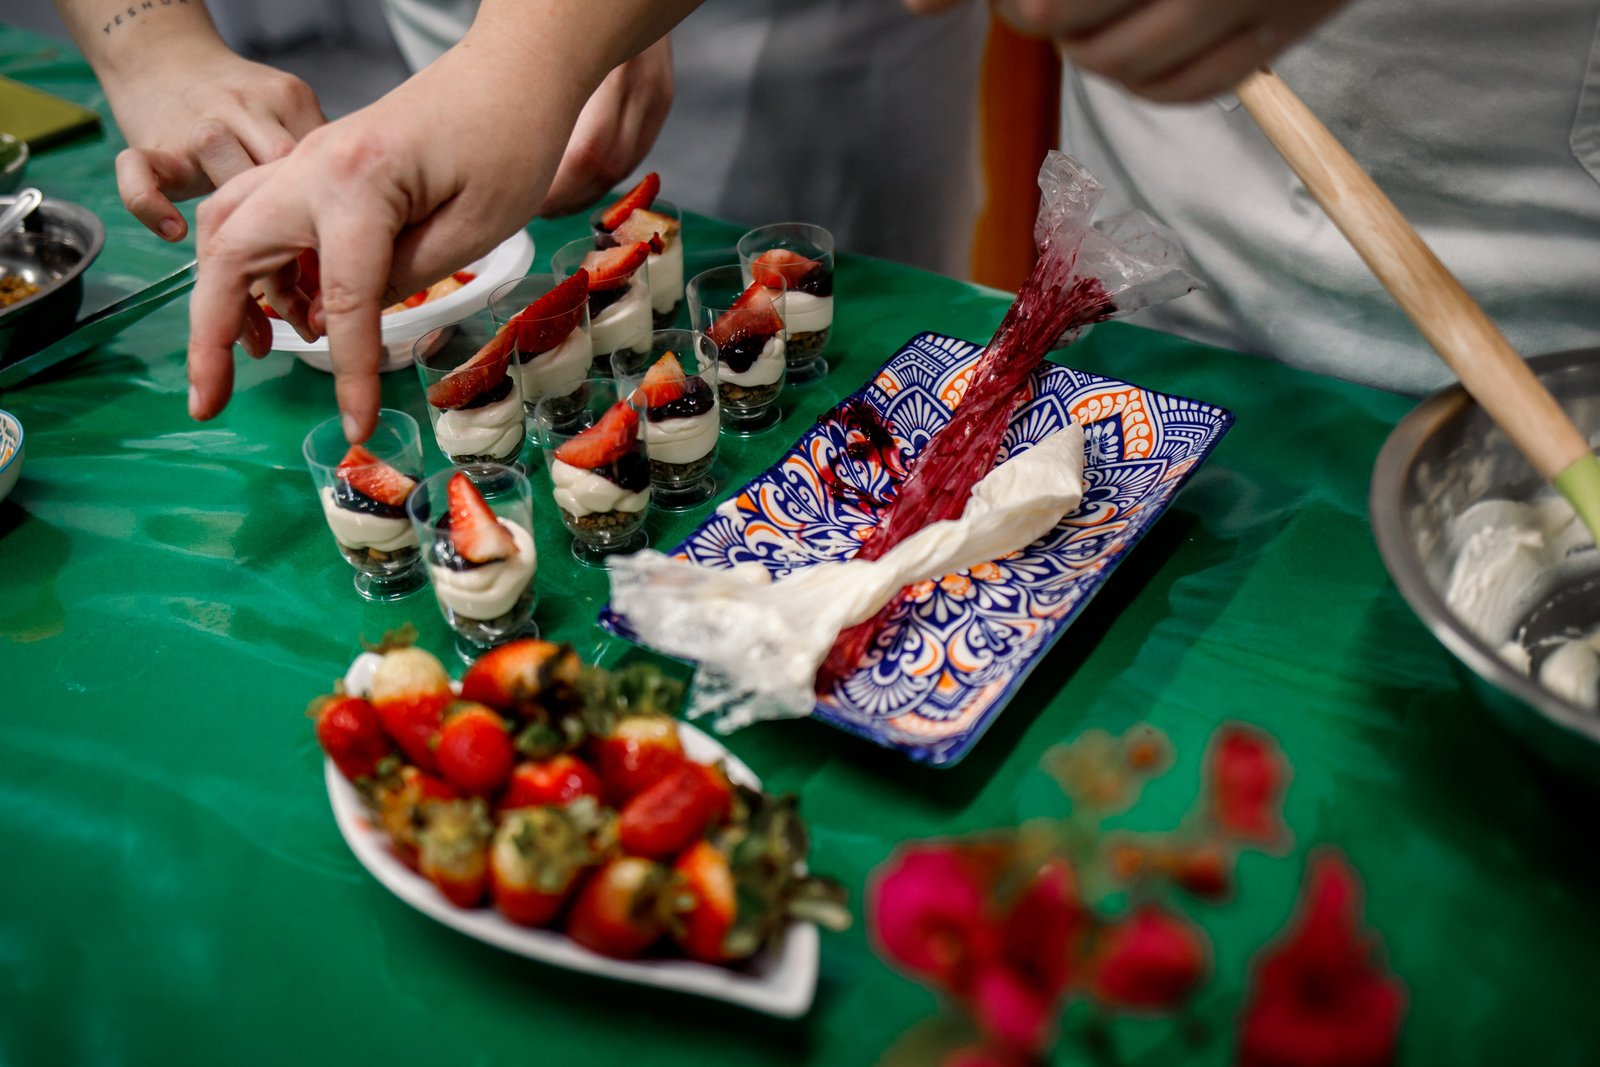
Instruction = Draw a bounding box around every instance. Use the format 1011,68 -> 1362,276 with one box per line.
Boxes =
1238,851 -> 1405,1067
1207,724 -> 1290,849
870,844 -> 992,990
1089,905 -> 1210,1012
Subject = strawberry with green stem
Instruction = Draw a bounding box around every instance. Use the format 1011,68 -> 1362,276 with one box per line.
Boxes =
368,637 -> 454,774
310,690 -> 392,782
418,798 -> 494,908
489,796 -> 615,926
434,703 -> 516,797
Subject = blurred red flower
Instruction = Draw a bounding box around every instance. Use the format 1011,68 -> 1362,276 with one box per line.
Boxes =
1089,904 -> 1210,1011
1207,724 -> 1290,849
870,845 -> 992,990
1237,850 -> 1406,1067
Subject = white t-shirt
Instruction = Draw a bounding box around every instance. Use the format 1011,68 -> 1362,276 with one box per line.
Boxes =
379,0 -> 988,276
1062,0 -> 1600,393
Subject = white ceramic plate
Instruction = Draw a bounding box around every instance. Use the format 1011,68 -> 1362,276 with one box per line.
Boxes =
276,230 -> 535,373
325,652 -> 820,1017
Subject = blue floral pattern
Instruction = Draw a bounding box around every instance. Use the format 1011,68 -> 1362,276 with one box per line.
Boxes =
601,332 -> 1232,765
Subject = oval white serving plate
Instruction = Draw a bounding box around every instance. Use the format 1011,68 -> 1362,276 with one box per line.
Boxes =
326,652 -> 820,1017
276,229 -> 535,373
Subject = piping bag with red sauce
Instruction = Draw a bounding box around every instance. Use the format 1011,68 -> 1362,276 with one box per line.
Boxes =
609,152 -> 1197,731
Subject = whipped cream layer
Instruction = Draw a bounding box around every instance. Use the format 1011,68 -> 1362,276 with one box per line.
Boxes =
719,336 -> 785,388
1444,494 -> 1600,709
551,459 -> 651,517
782,291 -> 833,335
649,238 -> 684,315
590,276 -> 651,355
645,407 -> 719,465
516,327 -> 593,402
431,519 -> 536,620
319,486 -> 418,553
433,388 -> 524,460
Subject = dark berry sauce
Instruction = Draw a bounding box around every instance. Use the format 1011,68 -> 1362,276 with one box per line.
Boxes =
718,335 -> 771,374
459,374 -> 515,410
429,514 -> 488,571
795,265 -> 833,298
591,451 -> 651,493
589,286 -> 628,317
648,376 -> 715,420
332,480 -> 407,519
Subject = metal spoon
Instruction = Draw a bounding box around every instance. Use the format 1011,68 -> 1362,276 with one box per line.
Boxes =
0,187 -> 43,237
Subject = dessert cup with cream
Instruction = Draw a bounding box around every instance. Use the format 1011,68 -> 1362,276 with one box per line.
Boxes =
533,377 -> 651,566
687,265 -> 787,436
552,237 -> 651,377
612,329 -> 721,510
738,222 -> 834,386
413,311 -> 528,475
590,197 -> 684,330
302,408 -> 426,602
406,464 -> 539,663
488,273 -> 595,415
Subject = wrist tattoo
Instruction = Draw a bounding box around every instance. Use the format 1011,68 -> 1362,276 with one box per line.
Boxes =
102,0 -> 191,35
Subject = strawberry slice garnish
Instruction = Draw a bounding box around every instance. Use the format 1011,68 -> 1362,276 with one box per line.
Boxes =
596,172 -> 661,232
751,248 -> 818,289
638,352 -> 688,408
425,331 -> 513,410
336,444 -> 417,508
553,401 -> 640,470
447,471 -> 516,563
582,242 -> 651,291
613,208 -> 679,255
708,284 -> 785,350
511,270 -> 590,355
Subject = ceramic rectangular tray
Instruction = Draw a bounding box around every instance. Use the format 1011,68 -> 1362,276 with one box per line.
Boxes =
601,331 -> 1234,765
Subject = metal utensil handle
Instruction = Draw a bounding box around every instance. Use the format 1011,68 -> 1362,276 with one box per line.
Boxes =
1235,68 -> 1591,483
0,187 -> 42,235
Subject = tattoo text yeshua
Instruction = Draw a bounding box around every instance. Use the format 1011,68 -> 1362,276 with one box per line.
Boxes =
102,0 -> 191,35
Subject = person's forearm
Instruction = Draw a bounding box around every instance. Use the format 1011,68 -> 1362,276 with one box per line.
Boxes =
51,0 -> 230,83
464,0 -> 702,110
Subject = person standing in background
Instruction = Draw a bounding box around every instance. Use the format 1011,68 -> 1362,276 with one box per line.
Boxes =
379,0 -> 989,277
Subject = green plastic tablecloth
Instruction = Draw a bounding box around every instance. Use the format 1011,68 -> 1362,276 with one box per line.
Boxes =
3,25 -> 1598,1067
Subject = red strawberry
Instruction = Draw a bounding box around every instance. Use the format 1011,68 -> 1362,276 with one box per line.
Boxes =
489,800 -> 613,926
451,270 -> 477,286
502,755 -> 603,810
297,249 -> 321,293
552,401 -> 639,470
418,799 -> 493,908
581,242 -> 651,290
566,856 -> 675,958
310,692 -> 392,781
371,764 -> 459,867
708,284 -> 785,350
460,639 -> 584,718
369,645 -> 454,773
447,471 -> 516,563
612,208 -> 680,255
425,332 -> 512,410
335,445 -> 417,508
674,840 -> 738,962
590,714 -> 686,803
435,703 -> 516,797
751,249 -> 818,289
618,762 -> 734,859
511,270 -> 589,355
637,351 -> 687,407
596,172 -> 661,232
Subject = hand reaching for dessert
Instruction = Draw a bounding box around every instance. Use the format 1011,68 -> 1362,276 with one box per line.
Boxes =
905,0 -> 1350,102
186,26 -> 588,443
540,37 -> 675,217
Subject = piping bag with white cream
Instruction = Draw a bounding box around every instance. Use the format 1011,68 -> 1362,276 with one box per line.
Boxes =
609,152 -> 1198,730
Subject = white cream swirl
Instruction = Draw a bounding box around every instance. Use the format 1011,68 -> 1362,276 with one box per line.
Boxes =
782,291 -> 833,335
433,388 -> 525,459
319,486 -> 417,553
645,408 -> 719,465
430,519 -> 536,620
590,275 -> 651,355
551,459 -> 650,516
516,327 -> 593,402
719,336 -> 785,388
649,238 -> 684,315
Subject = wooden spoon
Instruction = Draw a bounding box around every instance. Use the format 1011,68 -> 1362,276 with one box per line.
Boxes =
1235,68 -> 1600,545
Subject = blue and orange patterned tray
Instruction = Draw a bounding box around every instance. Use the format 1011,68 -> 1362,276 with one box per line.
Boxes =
601,332 -> 1233,765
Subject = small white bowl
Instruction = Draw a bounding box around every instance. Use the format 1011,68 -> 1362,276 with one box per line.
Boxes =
0,410 -> 24,504
267,229 -> 535,374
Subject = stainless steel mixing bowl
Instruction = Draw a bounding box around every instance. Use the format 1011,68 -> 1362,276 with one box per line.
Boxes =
1371,350 -> 1600,782
0,193 -> 106,364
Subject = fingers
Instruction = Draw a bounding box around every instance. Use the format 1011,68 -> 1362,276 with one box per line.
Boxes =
315,210 -> 399,443
190,118 -> 259,191
1060,0 -> 1252,89
1131,22 -> 1275,102
115,148 -> 192,241
996,0 -> 1139,37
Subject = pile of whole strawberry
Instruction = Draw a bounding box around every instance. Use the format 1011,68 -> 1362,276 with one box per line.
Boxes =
310,634 -> 850,962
